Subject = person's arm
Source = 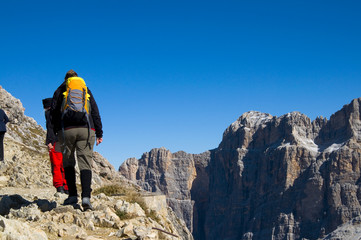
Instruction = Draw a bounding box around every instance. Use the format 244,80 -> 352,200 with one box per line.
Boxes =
50,84 -> 65,134
45,110 -> 56,149
88,88 -> 103,144
3,111 -> 9,124
0,109 -> 9,124
96,137 -> 103,146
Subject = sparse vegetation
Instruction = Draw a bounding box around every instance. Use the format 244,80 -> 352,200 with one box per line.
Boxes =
94,184 -> 146,208
148,209 -> 161,222
127,192 -> 147,210
93,184 -> 127,196
29,127 -> 44,136
94,184 -> 162,223
115,209 -> 136,220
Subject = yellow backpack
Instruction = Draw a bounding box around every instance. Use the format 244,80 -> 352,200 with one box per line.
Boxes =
61,77 -> 91,126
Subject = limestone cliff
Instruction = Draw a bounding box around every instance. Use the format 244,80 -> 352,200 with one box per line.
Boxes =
0,86 -> 192,240
120,148 -> 210,233
119,97 -> 361,240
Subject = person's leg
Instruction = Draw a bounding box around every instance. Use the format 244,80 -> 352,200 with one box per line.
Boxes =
60,164 -> 69,192
0,132 -> 5,161
49,147 -> 65,190
58,130 -> 78,203
76,128 -> 95,197
53,142 -> 68,192
75,128 -> 95,210
64,166 -> 76,198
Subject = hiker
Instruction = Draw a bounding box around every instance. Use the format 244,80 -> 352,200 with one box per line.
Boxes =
0,108 -> 9,162
50,70 -> 103,210
43,98 -> 69,194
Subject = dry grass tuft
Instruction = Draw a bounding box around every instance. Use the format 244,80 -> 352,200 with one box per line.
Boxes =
93,184 -> 127,196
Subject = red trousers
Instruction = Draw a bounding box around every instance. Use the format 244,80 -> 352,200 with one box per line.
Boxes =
49,144 -> 68,190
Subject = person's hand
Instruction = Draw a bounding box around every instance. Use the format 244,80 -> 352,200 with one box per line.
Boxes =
96,137 -> 103,146
48,143 -> 54,151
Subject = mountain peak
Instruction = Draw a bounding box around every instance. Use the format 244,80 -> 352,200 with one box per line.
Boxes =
231,111 -> 273,131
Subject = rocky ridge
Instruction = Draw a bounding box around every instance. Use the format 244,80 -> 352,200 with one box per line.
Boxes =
0,86 -> 192,240
120,97 -> 361,240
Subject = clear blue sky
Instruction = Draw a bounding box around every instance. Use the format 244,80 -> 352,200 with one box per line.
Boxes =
1,1 -> 360,168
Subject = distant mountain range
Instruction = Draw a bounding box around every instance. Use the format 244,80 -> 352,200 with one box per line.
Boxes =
120,97 -> 361,240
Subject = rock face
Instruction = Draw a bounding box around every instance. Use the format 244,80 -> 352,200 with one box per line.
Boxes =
119,97 -> 361,240
0,86 -> 192,240
119,148 -> 210,233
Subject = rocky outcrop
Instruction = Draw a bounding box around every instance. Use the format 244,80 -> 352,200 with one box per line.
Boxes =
0,186 -> 192,239
0,85 -> 119,189
119,148 -> 210,233
323,216 -> 361,239
0,86 -> 192,240
120,97 -> 361,240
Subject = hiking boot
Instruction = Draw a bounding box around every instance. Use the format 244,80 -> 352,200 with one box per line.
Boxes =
57,186 -> 65,193
82,197 -> 93,211
63,196 -> 78,205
